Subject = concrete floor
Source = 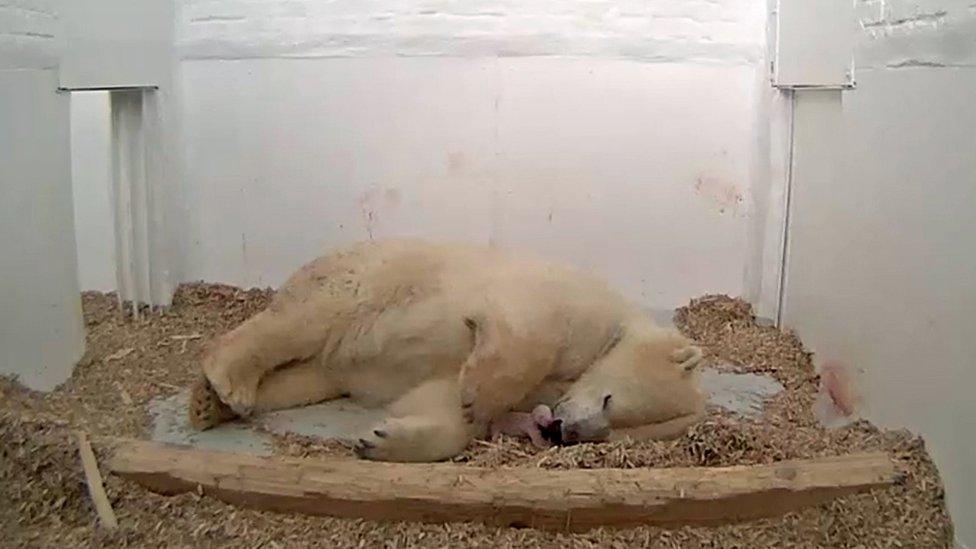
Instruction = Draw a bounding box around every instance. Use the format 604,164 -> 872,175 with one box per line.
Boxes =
149,308 -> 784,455
150,367 -> 783,456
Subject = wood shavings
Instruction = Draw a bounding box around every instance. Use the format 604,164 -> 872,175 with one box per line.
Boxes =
104,348 -> 135,362
170,334 -> 203,354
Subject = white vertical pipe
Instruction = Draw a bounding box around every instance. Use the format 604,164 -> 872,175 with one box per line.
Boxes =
110,91 -> 142,320
132,91 -> 153,312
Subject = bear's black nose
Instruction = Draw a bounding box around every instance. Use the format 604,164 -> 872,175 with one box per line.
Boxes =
541,419 -> 563,445
563,428 -> 579,443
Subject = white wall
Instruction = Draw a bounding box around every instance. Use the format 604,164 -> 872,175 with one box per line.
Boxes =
0,0 -> 60,70
1,1 -> 87,390
178,0 -> 764,63
70,91 -> 115,292
782,1 -> 976,546
172,0 -> 775,311
180,58 -> 771,308
60,0 -> 172,89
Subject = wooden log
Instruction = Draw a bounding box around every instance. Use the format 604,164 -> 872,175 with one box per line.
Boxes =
100,438 -> 901,532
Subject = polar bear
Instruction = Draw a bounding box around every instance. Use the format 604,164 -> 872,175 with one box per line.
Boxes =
189,239 -> 705,462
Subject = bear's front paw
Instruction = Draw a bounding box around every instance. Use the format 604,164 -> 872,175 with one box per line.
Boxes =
670,345 -> 703,374
201,355 -> 260,417
188,375 -> 238,430
353,419 -> 417,462
459,383 -> 500,426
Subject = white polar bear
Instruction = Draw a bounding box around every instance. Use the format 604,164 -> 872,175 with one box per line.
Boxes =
189,239 -> 705,462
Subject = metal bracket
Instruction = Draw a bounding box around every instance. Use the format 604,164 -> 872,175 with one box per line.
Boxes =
57,86 -> 159,93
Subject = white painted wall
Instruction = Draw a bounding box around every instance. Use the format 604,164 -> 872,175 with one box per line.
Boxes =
60,0 -> 172,89
70,91 -> 115,292
782,1 -> 976,546
172,0 -> 775,311
1,1 -> 87,390
0,0 -> 60,71
180,58 -> 770,308
177,0 -> 764,63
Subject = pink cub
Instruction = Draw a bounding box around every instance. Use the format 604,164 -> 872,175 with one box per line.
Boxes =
488,405 -> 557,448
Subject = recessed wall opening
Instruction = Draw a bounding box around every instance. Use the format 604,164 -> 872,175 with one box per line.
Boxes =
69,87 -> 161,319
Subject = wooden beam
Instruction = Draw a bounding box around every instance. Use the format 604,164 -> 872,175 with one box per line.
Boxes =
100,438 -> 901,532
76,432 -> 119,529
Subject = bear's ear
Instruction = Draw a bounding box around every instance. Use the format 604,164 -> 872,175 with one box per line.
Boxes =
596,324 -> 624,359
463,314 -> 491,337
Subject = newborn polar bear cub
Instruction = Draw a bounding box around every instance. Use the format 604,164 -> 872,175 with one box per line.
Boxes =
189,239 -> 705,462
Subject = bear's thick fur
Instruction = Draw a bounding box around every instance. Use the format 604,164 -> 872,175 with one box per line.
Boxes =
190,239 -> 705,462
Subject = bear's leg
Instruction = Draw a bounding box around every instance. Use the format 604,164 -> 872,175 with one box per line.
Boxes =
457,314 -> 556,425
354,378 -> 478,462
253,359 -> 343,413
189,358 -> 342,430
202,305 -> 332,416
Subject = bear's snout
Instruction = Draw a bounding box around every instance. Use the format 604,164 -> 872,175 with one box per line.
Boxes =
558,419 -> 608,445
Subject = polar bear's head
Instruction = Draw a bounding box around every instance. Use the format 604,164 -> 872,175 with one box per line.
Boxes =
551,325 -> 704,444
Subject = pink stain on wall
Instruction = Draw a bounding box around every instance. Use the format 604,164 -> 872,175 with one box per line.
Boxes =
446,151 -> 467,176
814,359 -> 862,428
822,360 -> 859,415
694,175 -> 745,217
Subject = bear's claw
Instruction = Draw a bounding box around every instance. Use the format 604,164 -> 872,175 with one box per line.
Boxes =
354,438 -> 376,459
460,401 -> 475,423
188,375 -> 238,430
